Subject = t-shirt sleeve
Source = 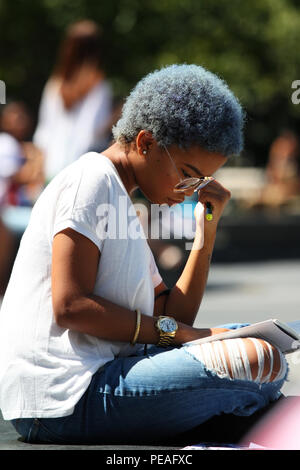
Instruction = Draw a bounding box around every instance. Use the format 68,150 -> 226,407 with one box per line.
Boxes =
148,245 -> 163,288
52,162 -> 110,252
52,207 -> 105,252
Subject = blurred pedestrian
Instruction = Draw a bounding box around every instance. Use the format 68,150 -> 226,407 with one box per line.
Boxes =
33,20 -> 113,184
0,131 -> 24,295
0,102 -> 45,295
263,130 -> 300,206
246,130 -> 300,210
1,101 -> 44,205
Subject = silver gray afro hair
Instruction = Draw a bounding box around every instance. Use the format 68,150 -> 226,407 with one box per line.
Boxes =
112,64 -> 244,156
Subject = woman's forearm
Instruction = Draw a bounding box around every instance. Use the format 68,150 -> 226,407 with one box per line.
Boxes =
55,292 -> 214,345
164,228 -> 217,326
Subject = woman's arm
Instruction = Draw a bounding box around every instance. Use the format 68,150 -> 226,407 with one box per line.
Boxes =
51,228 -> 224,345
161,179 -> 231,326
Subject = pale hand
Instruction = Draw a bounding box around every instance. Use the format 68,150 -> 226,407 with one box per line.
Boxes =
193,201 -> 205,228
210,328 -> 231,336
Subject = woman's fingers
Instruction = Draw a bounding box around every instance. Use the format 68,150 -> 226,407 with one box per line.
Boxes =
198,179 -> 231,202
197,180 -> 231,221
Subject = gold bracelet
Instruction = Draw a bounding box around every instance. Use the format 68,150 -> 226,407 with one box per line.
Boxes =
131,309 -> 141,346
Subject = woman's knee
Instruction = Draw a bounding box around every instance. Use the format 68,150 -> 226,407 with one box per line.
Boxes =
242,338 -> 287,383
186,337 -> 288,384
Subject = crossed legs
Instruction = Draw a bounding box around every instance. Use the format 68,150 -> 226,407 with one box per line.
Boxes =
11,341 -> 288,445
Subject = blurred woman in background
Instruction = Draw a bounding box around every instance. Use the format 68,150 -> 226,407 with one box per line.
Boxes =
0,102 -> 44,295
0,131 -> 24,295
263,130 -> 300,207
33,20 -> 113,184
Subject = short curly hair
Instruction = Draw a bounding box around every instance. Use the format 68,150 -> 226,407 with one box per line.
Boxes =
112,64 -> 244,156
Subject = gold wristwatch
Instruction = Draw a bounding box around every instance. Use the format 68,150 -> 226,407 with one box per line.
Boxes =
155,316 -> 178,347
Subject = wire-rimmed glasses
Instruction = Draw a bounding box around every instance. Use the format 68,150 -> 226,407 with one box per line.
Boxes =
163,145 -> 215,193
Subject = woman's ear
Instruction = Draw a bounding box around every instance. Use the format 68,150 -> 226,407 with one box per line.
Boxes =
136,130 -> 154,156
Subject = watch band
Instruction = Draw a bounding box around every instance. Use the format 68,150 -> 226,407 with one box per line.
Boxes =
157,332 -> 176,348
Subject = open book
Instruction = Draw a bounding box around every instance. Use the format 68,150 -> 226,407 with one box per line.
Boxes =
184,319 -> 300,354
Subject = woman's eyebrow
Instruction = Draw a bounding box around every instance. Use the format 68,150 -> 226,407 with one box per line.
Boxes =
184,163 -> 204,177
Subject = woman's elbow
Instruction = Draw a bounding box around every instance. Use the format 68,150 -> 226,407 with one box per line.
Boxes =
53,299 -> 75,328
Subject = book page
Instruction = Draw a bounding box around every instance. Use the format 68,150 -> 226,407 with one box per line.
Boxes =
184,319 -> 300,354
287,321 -> 300,334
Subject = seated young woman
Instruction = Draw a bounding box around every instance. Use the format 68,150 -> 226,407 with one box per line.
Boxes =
0,64 -> 288,445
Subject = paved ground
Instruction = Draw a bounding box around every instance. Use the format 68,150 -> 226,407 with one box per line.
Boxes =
0,259 -> 299,449
195,259 -> 300,327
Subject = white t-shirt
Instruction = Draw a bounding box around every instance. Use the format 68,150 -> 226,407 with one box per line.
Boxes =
0,152 -> 162,420
0,133 -> 24,208
33,79 -> 113,182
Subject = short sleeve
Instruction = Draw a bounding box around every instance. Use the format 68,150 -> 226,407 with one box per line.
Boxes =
148,246 -> 163,288
52,160 -> 110,252
52,208 -> 104,252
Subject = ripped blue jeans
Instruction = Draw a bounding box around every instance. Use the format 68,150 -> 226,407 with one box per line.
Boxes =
11,323 -> 289,445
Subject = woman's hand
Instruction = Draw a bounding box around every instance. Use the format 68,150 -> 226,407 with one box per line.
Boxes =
194,179 -> 231,232
175,324 -> 231,345
210,327 -> 231,336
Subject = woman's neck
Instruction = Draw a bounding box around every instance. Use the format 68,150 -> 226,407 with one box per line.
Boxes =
102,143 -> 138,195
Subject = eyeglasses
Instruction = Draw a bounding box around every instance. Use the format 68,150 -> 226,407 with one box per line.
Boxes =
163,145 -> 215,193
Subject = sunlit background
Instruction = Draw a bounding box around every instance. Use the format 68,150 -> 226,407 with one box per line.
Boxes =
0,0 -> 300,319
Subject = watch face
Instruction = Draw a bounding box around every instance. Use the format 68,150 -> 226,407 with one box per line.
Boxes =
159,317 -> 177,333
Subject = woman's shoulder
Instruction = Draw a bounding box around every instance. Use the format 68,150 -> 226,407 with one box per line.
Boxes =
42,77 -> 61,96
80,152 -> 116,176
72,152 -> 117,201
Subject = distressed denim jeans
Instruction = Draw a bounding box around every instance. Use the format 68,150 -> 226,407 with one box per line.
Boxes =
11,323 -> 288,445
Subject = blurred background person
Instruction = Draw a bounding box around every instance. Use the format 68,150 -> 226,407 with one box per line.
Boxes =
0,131 -> 24,295
246,130 -> 300,211
1,101 -> 44,205
263,130 -> 300,207
0,101 -> 44,295
33,19 -> 113,184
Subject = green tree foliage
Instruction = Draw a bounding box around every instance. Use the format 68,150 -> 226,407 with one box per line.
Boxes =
1,0 -> 300,164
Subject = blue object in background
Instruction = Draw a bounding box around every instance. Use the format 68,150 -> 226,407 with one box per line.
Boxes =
2,205 -> 32,236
